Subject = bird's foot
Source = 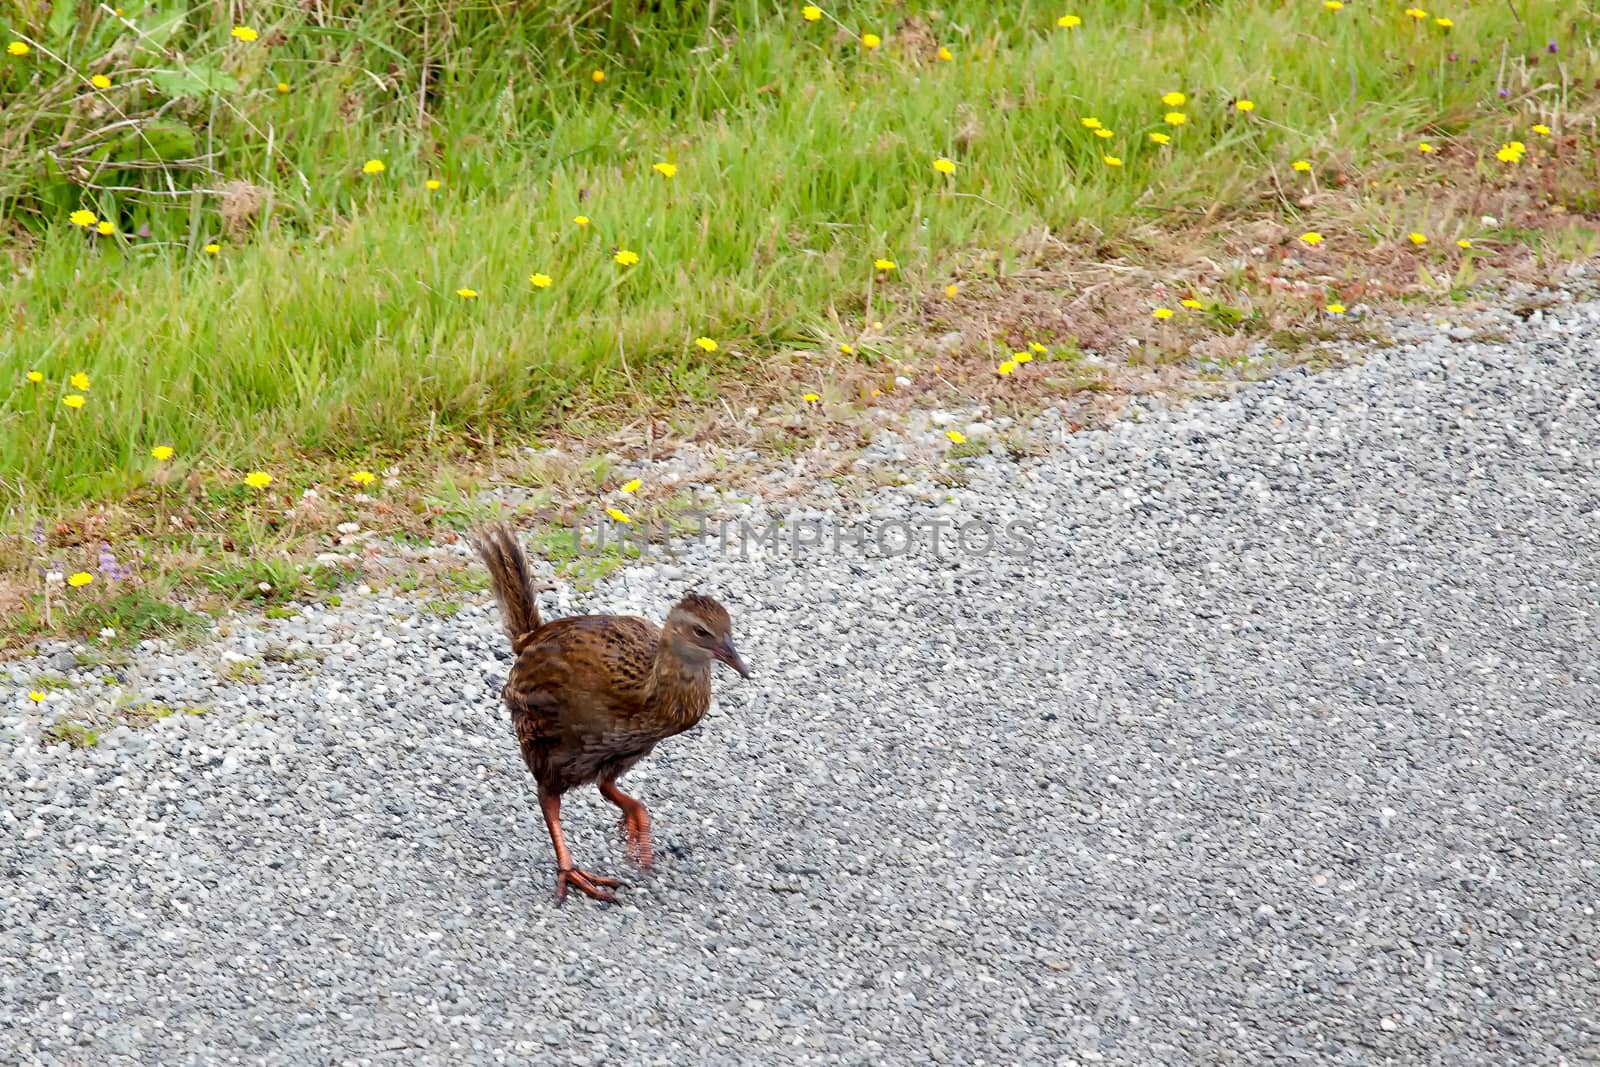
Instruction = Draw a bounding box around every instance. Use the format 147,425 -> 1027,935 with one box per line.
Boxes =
554,866 -> 621,905
618,814 -> 654,870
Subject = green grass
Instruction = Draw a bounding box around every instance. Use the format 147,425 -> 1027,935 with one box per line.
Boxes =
4,3 -> 1592,504
42,720 -> 100,748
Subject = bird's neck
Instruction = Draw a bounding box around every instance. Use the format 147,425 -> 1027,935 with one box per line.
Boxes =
644,646 -> 712,734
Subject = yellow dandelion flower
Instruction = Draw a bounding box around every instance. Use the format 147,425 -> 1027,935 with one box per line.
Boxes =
362,159 -> 385,175
7,41 -> 28,56
946,430 -> 967,444
68,572 -> 93,587
231,26 -> 258,42
1014,351 -> 1033,364
456,288 -> 478,299
1103,155 -> 1123,167
204,243 -> 221,254
1434,17 -> 1453,28
802,392 -> 821,402
70,209 -> 97,227
862,33 -> 881,49
620,479 -> 642,494
840,344 -> 855,355
425,179 -> 442,190
96,220 -> 115,235
933,158 -> 956,174
1407,232 -> 1427,245
29,690 -> 46,703
69,372 -> 89,391
1164,112 -> 1187,126
151,445 -> 175,461
1056,15 -> 1082,29
1235,99 -> 1255,112
26,371 -> 43,383
875,258 -> 896,271
652,161 -> 677,178
614,249 -> 640,266
1152,307 -> 1174,320
1292,159 -> 1312,172
1080,116 -> 1101,129
574,215 -> 590,227
1300,232 -> 1324,246
591,69 -> 606,83
605,507 -> 631,523
1094,128 -> 1115,139
530,273 -> 552,289
1531,124 -> 1551,136
937,46 -> 953,61
944,284 -> 959,298
1326,303 -> 1347,315
1403,8 -> 1427,21
1456,239 -> 1472,249
1181,299 -> 1204,309
695,336 -> 718,352
1161,91 -> 1185,107
277,81 -> 289,93
1029,342 -> 1047,353
63,394 -> 86,409
802,5 -> 822,20
90,73 -> 111,89
351,470 -> 376,485
244,471 -> 273,489
997,361 -> 1016,376
1418,142 -> 1435,153
1323,0 -> 1343,10
1149,132 -> 1171,145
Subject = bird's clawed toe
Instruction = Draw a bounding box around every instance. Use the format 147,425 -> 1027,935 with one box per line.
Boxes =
619,815 -> 655,870
554,866 -> 622,904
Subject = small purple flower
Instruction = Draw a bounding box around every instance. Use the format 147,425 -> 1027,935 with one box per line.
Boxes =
97,541 -> 130,581
1547,41 -> 1559,54
1498,88 -> 1511,98
31,521 -> 46,547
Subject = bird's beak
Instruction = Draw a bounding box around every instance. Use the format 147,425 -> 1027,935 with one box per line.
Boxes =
714,638 -> 750,679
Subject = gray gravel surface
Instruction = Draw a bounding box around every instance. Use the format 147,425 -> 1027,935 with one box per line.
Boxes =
4,298 -> 1599,1065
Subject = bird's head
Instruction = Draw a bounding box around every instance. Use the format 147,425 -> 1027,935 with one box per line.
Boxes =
664,593 -> 749,679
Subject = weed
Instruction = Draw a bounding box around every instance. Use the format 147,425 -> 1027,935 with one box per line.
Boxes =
65,590 -> 208,643
42,721 -> 100,749
218,658 -> 264,684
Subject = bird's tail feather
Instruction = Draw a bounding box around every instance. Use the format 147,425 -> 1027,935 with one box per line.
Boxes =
470,523 -> 543,654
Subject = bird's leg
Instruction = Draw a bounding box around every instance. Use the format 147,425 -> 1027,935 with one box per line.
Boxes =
599,778 -> 654,870
538,793 -> 620,904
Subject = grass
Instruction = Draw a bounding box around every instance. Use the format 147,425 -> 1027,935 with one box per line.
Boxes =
1,0 -> 1598,646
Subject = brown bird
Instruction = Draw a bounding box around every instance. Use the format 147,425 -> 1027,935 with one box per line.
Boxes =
470,522 -> 750,904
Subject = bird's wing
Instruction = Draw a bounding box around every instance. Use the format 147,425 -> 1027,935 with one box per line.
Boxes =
502,615 -> 660,740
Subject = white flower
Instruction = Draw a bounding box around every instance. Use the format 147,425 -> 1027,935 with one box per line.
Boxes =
1480,215 -> 1499,228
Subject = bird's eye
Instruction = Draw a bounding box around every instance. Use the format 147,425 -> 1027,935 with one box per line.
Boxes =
694,626 -> 712,638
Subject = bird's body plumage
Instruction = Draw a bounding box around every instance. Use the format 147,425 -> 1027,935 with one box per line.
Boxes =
502,613 -> 710,795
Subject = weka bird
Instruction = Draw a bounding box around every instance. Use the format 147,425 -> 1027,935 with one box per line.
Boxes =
470,523 -> 749,904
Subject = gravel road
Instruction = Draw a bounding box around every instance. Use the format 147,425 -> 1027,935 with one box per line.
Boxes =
4,298 -> 1599,1065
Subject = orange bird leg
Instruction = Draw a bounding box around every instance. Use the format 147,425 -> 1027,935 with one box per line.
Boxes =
538,793 -> 620,904
599,778 -> 654,870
